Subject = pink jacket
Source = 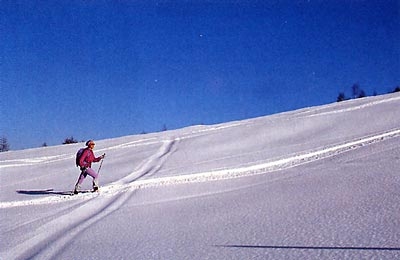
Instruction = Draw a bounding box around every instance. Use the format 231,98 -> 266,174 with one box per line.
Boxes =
79,149 -> 102,168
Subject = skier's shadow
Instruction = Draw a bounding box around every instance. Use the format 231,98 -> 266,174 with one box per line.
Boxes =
16,189 -> 72,196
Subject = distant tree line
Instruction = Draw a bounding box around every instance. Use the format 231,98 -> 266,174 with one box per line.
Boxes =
0,136 -> 82,153
337,83 -> 400,102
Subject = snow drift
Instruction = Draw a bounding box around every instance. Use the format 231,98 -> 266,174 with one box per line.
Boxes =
1,93 -> 400,259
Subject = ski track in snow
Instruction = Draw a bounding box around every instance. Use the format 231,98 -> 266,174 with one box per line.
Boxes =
291,93 -> 400,118
0,138 -> 160,169
2,127 -> 400,210
1,95 -> 400,259
3,128 -> 400,259
0,139 -> 179,260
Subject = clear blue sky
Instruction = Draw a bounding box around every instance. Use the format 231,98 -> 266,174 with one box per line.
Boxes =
1,0 -> 399,150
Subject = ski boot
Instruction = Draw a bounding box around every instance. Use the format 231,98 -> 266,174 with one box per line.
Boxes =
73,185 -> 80,195
92,180 -> 99,193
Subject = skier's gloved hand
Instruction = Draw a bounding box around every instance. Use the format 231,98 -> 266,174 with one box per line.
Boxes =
101,153 -> 106,159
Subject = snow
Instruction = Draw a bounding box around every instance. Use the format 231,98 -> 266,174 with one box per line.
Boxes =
1,93 -> 400,259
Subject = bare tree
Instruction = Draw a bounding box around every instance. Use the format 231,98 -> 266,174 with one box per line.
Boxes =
351,83 -> 367,99
352,83 -> 360,98
63,136 -> 79,144
337,92 -> 346,102
0,136 -> 10,152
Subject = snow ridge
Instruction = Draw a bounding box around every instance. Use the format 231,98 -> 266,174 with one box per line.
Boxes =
117,128 -> 400,190
2,128 -> 399,209
1,94 -> 400,259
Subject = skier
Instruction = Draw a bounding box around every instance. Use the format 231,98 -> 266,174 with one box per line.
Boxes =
74,140 -> 105,194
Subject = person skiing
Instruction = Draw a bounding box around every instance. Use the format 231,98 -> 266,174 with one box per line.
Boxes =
74,140 -> 105,194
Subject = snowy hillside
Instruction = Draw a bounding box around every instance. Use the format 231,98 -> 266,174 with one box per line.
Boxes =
1,93 -> 400,259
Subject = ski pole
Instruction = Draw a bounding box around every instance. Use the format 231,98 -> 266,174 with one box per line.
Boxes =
98,153 -> 105,174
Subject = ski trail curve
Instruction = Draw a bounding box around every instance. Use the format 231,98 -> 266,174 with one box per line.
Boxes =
1,128 -> 399,210
116,138 -> 178,184
0,138 -> 179,260
1,191 -> 134,260
1,129 -> 400,258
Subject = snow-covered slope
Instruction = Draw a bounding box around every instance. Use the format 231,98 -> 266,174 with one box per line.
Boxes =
1,93 -> 400,259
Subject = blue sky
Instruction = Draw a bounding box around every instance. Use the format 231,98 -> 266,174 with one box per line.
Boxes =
1,0 -> 399,150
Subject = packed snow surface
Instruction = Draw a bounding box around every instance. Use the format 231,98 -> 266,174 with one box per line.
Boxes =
1,93 -> 400,259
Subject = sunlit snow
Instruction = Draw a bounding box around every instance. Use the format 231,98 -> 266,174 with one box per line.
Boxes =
1,93 -> 400,259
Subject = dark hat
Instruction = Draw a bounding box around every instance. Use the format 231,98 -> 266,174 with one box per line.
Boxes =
86,140 -> 95,146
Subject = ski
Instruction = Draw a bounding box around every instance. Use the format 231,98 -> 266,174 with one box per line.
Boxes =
70,189 -> 99,196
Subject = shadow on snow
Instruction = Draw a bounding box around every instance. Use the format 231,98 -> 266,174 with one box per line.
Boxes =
215,245 -> 400,251
16,189 -> 73,196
